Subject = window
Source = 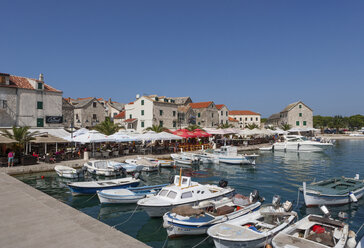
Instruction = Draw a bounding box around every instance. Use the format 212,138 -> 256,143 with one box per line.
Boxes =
141,110 -> 144,116
245,117 -> 247,121
129,114 -> 132,119
37,82 -> 42,90
93,114 -> 97,119
221,111 -> 223,115
240,117 -> 242,121
173,111 -> 176,117
141,100 -> 144,105
173,121 -> 176,128
93,102 -> 97,108
37,101 -> 43,109
256,117 -> 258,121
303,121 -> 307,126
141,121 -> 144,128
198,113 -> 201,118
212,113 -> 214,118
296,121 -> 299,126
221,120 -> 223,124
159,121 -> 163,127
181,191 -> 193,199
167,190 -> 177,199
226,111 -> 228,116
226,120 -> 228,124
37,118 -> 44,127
250,117 -> 253,121
299,113 -> 302,117
159,189 -> 168,196
160,110 -> 163,116
198,122 -> 201,125
2,100 -> 7,108
76,114 -> 79,120
299,104 -> 302,108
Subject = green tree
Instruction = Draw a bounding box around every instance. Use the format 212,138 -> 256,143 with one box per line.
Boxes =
246,123 -> 259,130
2,126 -> 39,154
93,117 -> 120,135
332,115 -> 345,133
261,118 -> 267,123
218,123 -> 234,129
280,123 -> 292,131
144,125 -> 167,133
348,115 -> 364,130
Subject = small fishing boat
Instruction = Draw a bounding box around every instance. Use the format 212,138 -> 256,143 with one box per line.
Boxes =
301,175 -> 364,207
83,160 -> 124,176
272,206 -> 357,248
119,163 -> 144,173
68,177 -> 140,195
213,146 -> 258,165
143,157 -> 174,168
163,191 -> 263,237
137,172 -> 235,217
170,153 -> 200,165
125,157 -> 159,172
55,165 -> 84,179
207,196 -> 297,248
97,184 -> 168,204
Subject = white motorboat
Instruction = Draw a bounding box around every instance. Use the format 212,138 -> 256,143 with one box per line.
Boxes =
170,153 -> 200,165
97,184 -> 168,204
137,174 -> 235,217
301,175 -> 364,207
260,135 -> 333,152
272,213 -> 357,248
163,191 -> 263,237
213,146 -> 258,165
83,160 -> 124,176
143,157 -> 174,168
119,163 -> 144,173
55,165 -> 83,179
125,157 -> 159,172
207,196 -> 297,248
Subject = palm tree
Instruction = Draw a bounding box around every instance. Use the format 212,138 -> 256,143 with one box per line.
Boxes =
93,117 -> 120,135
218,123 -> 234,129
280,123 -> 292,131
246,123 -> 259,130
186,125 -> 202,131
2,126 -> 39,154
144,125 -> 167,133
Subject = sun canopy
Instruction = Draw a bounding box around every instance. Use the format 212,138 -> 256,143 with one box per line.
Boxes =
108,131 -> 138,142
289,127 -> 318,133
173,129 -> 197,138
193,129 -> 211,137
31,134 -> 69,143
134,131 -> 183,141
0,135 -> 17,144
72,130 -> 111,143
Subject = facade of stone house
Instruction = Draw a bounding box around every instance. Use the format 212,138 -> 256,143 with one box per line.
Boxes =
0,73 -> 63,128
189,102 -> 219,128
113,111 -> 125,126
105,99 -> 125,120
229,110 -> 261,128
124,95 -> 179,132
170,96 -> 193,106
62,98 -> 74,128
216,104 -> 230,126
228,117 -> 239,128
65,97 -> 106,128
177,105 -> 196,129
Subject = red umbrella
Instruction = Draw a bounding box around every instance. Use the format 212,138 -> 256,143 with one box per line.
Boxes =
193,129 -> 212,137
173,129 -> 196,138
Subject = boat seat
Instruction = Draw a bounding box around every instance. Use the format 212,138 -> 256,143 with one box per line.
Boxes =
273,233 -> 330,248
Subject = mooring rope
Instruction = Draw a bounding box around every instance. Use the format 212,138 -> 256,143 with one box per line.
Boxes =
191,236 -> 210,248
293,188 -> 300,210
79,193 -> 97,204
161,234 -> 169,248
112,205 -> 139,228
357,223 -> 364,235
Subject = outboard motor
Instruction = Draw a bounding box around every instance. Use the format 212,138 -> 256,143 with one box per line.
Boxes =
120,167 -> 127,176
76,169 -> 84,178
218,179 -> 228,188
272,195 -> 281,207
249,190 -> 260,203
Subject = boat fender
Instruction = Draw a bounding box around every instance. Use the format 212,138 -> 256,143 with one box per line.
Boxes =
347,236 -> 357,248
218,180 -> 228,188
349,192 -> 358,203
163,221 -> 171,229
265,245 -> 272,248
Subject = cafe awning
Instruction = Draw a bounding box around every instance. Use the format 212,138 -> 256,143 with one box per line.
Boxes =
0,135 -> 17,144
31,134 -> 69,143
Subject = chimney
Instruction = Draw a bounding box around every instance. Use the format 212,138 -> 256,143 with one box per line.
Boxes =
39,73 -> 44,82
136,94 -> 140,99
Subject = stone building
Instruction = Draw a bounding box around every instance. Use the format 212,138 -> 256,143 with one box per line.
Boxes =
113,110 -> 125,126
216,104 -> 229,126
266,101 -> 313,128
189,102 -> 219,128
124,95 -> 179,132
63,97 -> 106,128
229,110 -> 261,129
105,99 -> 125,120
228,117 -> 239,128
177,105 -> 196,129
170,97 -> 193,106
0,73 -> 63,128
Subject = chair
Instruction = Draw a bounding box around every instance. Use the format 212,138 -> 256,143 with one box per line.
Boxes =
112,151 -> 119,157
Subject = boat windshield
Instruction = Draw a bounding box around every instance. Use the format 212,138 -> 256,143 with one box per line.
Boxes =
159,189 -> 169,196
167,190 -> 177,199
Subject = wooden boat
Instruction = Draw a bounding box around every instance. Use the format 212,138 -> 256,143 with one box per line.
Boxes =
207,196 -> 297,248
68,177 -> 140,195
301,175 -> 364,207
137,174 -> 235,217
97,184 -> 168,204
55,165 -> 83,179
163,192 -> 262,237
272,214 -> 357,248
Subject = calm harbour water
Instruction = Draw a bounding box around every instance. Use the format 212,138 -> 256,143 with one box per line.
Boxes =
16,139 -> 364,248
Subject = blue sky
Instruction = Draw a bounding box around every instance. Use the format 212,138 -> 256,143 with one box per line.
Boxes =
1,0 -> 363,117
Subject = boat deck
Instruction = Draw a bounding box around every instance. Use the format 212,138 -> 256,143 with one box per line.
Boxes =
307,177 -> 364,195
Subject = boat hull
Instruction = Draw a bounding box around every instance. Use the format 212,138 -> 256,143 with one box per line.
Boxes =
55,170 -> 79,179
68,181 -> 140,195
303,187 -> 364,207
212,236 -> 273,248
97,193 -> 146,204
86,168 -> 120,177
272,142 -> 332,152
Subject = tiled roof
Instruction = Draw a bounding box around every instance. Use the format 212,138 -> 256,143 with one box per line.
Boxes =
124,118 -> 137,123
0,75 -> 62,93
178,105 -> 192,113
189,101 -> 213,109
114,111 -> 125,119
228,117 -> 239,122
170,97 -> 192,105
281,101 -> 312,112
268,113 -> 280,120
229,110 -> 260,116
216,104 -> 226,110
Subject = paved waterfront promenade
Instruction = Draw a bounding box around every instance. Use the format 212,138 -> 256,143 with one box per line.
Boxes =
0,157 -> 151,248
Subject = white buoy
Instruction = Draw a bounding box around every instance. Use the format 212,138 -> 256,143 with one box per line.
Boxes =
349,192 -> 358,203
355,174 -> 360,180
320,205 -> 330,216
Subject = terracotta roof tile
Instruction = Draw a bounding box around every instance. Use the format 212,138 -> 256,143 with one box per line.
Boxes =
228,117 -> 239,122
3,75 -> 62,93
124,118 -> 137,123
189,101 -> 213,109
215,104 -> 226,110
114,111 -> 125,119
229,110 -> 260,116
